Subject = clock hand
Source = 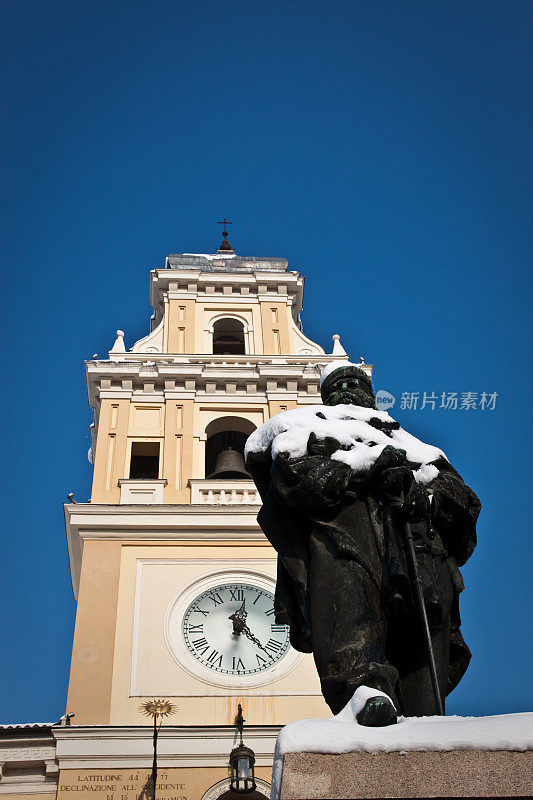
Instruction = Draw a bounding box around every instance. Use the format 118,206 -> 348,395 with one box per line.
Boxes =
228,600 -> 273,658
229,599 -> 247,635
241,624 -> 274,659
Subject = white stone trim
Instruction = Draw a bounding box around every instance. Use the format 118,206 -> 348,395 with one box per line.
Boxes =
0,747 -> 56,763
52,725 -> 281,770
290,318 -> 325,356
189,479 -> 259,505
118,479 -> 167,504
64,505 -> 263,600
0,782 -> 58,795
150,263 -> 302,326
129,316 -> 164,354
86,355 -> 372,413
0,736 -> 58,795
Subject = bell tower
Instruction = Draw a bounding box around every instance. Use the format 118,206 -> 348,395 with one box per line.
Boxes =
62,243 -> 360,798
86,250 -> 333,508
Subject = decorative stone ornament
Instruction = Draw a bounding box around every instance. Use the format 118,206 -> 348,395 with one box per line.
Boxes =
110,329 -> 126,353
331,333 -> 347,356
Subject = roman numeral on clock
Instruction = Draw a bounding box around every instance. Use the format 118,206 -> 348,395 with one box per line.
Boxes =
265,638 -> 283,653
206,591 -> 224,606
187,623 -> 203,633
206,649 -> 223,667
256,654 -> 267,666
271,624 -> 285,632
192,637 -> 209,655
265,606 -> 275,616
232,657 -> 245,671
229,588 -> 244,601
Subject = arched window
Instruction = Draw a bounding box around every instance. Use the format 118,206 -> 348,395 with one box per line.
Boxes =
205,417 -> 256,479
212,318 -> 245,355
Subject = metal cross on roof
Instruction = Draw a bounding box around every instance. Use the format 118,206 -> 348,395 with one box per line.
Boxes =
217,218 -> 233,251
217,217 -> 232,232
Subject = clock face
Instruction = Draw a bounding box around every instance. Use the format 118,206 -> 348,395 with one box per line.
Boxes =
181,582 -> 291,676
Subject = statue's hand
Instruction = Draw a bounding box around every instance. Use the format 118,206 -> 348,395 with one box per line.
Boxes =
378,465 -> 430,523
401,482 -> 430,523
369,445 -> 407,477
378,465 -> 414,503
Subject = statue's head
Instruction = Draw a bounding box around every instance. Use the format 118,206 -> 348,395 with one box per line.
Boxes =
320,361 -> 377,409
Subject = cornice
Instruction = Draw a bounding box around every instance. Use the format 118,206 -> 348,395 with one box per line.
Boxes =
53,724 -> 281,769
0,732 -> 59,795
64,504 -> 264,599
65,503 -> 261,517
53,724 -> 280,739
84,356 -> 347,411
96,355 -> 331,368
150,266 -> 304,324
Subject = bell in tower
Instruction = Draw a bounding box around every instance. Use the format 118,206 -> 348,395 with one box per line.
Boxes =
208,446 -> 250,479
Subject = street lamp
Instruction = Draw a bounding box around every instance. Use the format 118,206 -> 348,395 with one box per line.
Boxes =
140,699 -> 177,800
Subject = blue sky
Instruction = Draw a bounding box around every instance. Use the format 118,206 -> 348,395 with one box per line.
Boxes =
1,0 -> 532,722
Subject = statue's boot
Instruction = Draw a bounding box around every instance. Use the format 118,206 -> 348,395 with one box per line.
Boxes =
356,696 -> 397,727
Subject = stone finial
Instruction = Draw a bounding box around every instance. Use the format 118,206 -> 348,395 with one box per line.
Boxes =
331,333 -> 347,356
110,329 -> 126,353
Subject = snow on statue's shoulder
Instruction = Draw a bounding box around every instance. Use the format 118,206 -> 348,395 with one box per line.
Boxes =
269,686 -> 533,800
245,403 -> 447,484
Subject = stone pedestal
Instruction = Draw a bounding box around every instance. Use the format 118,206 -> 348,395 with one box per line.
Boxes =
280,749 -> 533,798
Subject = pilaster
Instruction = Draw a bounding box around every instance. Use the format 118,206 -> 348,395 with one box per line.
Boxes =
91,398 -> 131,504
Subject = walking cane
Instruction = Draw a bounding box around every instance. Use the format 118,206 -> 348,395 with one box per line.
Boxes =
387,495 -> 444,716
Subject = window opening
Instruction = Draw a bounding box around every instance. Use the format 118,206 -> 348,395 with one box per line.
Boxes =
212,318 -> 245,355
129,441 -> 160,479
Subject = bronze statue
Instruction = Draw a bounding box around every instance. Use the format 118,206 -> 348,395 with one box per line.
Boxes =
245,362 -> 481,726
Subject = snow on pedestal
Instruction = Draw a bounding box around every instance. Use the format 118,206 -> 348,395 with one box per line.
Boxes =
270,687 -> 533,799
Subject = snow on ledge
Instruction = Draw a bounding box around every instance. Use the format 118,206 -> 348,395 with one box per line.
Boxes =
182,253 -> 236,260
270,687 -> 533,800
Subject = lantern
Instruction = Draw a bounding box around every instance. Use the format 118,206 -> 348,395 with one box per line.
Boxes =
229,741 -> 256,793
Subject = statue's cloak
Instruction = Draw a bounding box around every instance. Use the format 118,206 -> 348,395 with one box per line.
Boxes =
246,424 -> 481,699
